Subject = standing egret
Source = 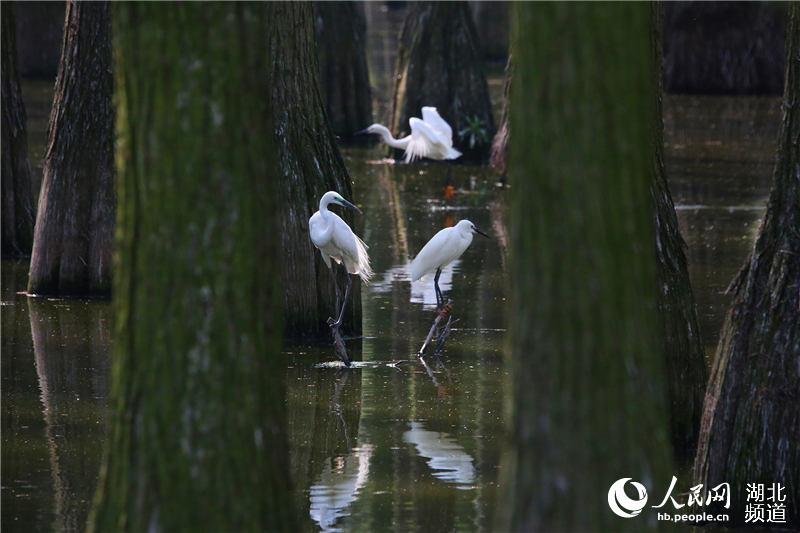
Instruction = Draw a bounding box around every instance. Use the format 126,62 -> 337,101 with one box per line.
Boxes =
357,107 -> 462,163
410,220 -> 488,308
309,191 -> 373,338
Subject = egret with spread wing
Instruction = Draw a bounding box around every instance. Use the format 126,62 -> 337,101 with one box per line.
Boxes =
410,220 -> 488,308
358,106 -> 462,163
309,191 -> 373,343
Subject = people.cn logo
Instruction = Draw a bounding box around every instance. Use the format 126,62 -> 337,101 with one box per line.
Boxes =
607,478 -> 649,518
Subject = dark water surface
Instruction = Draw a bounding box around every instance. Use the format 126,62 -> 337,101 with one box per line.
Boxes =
1,13 -> 779,530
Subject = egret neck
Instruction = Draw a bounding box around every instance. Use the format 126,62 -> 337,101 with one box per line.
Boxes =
369,124 -> 411,150
317,193 -> 336,242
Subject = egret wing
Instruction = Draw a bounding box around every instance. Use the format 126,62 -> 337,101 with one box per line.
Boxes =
421,107 -> 453,146
406,117 -> 444,162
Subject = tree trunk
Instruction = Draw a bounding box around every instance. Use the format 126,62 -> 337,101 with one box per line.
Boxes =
663,2 -> 787,95
693,6 -> 800,524
390,1 -> 495,161
469,1 -> 510,61
651,4 -> 707,463
90,4 -> 295,531
27,1 -> 114,297
1,3 -> 36,258
500,4 -> 672,531
269,3 -> 361,339
490,54 -> 512,178
12,1 -> 65,79
314,1 -> 373,139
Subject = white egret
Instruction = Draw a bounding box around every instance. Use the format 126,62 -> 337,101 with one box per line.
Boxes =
410,219 -> 488,308
357,106 -> 462,163
309,191 -> 373,332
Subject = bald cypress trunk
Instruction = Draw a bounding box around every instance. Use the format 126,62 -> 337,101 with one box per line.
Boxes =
1,3 -> 36,258
27,1 -> 114,297
314,1 -> 373,139
500,4 -> 672,531
390,1 -> 495,161
270,3 -> 361,339
693,6 -> 800,524
490,54 -> 512,178
651,4 -> 707,462
90,4 -> 295,531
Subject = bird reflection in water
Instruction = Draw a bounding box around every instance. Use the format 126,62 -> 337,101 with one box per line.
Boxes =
309,371 -> 373,532
369,259 -> 461,309
309,444 -> 374,532
403,421 -> 476,489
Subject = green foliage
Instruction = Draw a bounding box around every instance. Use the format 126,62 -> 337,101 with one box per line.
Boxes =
458,115 -> 490,149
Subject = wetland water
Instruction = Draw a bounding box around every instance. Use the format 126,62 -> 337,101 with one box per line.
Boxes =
1,92 -> 778,531
0,10 -> 779,527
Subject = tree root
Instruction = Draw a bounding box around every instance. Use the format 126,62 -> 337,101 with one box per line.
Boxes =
328,317 -> 351,366
418,300 -> 457,357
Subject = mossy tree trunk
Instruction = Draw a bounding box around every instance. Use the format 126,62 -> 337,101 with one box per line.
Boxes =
269,3 -> 361,339
651,4 -> 707,463
90,4 -> 295,531
390,1 -> 495,161
1,3 -> 36,258
314,1 -> 373,139
500,4 -> 672,531
27,1 -> 114,297
693,6 -> 800,524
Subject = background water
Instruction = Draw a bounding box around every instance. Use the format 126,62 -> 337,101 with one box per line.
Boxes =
0,6 -> 779,531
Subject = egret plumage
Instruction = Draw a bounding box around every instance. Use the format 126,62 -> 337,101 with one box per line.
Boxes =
358,107 -> 462,163
410,219 -> 488,308
309,191 -> 373,336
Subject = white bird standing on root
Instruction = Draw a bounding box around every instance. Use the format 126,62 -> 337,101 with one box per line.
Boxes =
357,106 -> 462,163
410,220 -> 488,308
309,191 -> 373,332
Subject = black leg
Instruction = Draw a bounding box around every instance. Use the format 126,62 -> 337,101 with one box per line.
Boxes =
334,271 -> 352,328
434,267 -> 442,308
333,266 -> 341,319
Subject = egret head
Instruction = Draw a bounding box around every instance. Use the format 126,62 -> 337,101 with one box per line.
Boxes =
355,124 -> 388,136
457,219 -> 489,238
321,191 -> 362,214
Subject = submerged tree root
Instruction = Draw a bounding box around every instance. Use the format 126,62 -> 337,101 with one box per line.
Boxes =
418,300 -> 457,357
328,318 -> 351,366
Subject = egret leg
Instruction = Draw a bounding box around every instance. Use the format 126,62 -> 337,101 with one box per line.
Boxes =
333,272 -> 352,328
333,267 -> 341,319
434,267 -> 443,308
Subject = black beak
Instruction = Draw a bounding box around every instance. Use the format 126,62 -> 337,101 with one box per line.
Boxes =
474,227 -> 490,238
339,198 -> 363,215
354,128 -> 370,136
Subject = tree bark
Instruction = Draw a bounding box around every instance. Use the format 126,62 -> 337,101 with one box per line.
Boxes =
390,1 -> 495,161
469,1 -> 510,61
500,4 -> 673,531
90,4 -> 295,531
693,5 -> 800,524
269,3 -> 361,339
490,54 -> 512,178
314,1 -> 373,139
651,4 -> 707,463
1,2 -> 36,258
27,1 -> 114,297
12,1 -> 65,79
